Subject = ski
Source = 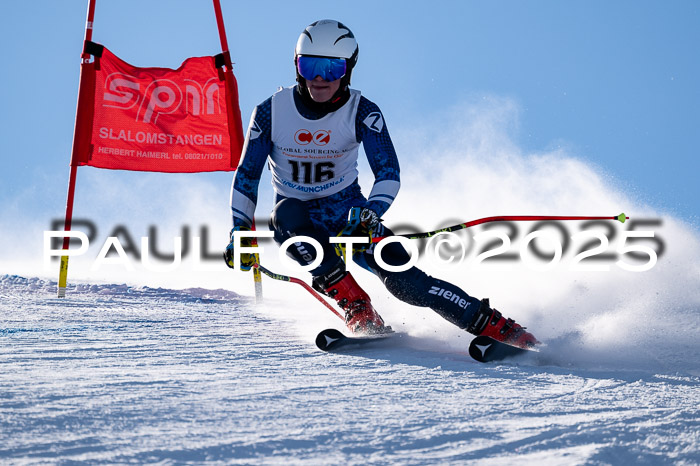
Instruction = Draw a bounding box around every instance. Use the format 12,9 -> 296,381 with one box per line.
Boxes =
316,329 -> 537,363
315,328 -> 396,352
468,335 -> 535,363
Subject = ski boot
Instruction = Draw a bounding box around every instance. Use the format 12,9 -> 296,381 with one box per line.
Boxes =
314,270 -> 388,335
467,298 -> 539,348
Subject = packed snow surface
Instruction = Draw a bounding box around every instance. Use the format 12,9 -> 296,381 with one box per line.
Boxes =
1,275 -> 698,464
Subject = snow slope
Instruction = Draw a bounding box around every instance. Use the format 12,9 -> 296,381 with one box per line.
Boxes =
1,275 -> 698,464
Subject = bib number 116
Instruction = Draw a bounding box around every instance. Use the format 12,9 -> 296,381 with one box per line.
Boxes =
288,161 -> 335,184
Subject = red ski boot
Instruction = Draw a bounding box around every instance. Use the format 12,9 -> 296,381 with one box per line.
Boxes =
323,272 -> 388,335
467,299 -> 539,348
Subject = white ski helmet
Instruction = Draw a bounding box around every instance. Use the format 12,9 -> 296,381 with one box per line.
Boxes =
294,20 -> 359,86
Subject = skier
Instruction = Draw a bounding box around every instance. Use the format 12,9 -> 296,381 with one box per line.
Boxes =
225,20 -> 538,348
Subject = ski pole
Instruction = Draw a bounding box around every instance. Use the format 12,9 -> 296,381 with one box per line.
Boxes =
371,213 -> 628,242
250,219 -> 263,304
251,262 -> 345,321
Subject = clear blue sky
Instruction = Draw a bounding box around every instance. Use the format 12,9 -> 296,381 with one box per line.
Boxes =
1,0 -> 699,228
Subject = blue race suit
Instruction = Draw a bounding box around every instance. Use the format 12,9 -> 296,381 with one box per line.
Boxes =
230,85 -> 481,329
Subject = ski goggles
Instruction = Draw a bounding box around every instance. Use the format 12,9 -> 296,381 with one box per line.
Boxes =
296,55 -> 347,82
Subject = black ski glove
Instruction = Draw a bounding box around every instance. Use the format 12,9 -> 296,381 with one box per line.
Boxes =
335,207 -> 381,259
223,226 -> 256,271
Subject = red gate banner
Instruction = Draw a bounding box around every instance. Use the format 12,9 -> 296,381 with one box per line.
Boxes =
72,42 -> 244,173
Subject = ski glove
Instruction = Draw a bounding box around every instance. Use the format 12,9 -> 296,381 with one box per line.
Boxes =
224,226 -> 256,271
335,207 -> 381,259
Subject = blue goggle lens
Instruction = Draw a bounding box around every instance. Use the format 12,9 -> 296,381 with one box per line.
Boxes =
297,56 -> 347,82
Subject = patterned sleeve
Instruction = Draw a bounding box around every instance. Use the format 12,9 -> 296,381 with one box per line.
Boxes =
356,96 -> 401,218
229,97 -> 272,228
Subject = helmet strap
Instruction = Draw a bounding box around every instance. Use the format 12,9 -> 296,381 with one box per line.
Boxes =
295,81 -> 351,114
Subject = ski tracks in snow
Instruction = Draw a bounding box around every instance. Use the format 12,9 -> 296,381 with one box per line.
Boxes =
0,275 -> 698,464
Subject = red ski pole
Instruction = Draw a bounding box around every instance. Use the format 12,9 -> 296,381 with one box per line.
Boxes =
251,263 -> 345,322
372,213 -> 628,242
